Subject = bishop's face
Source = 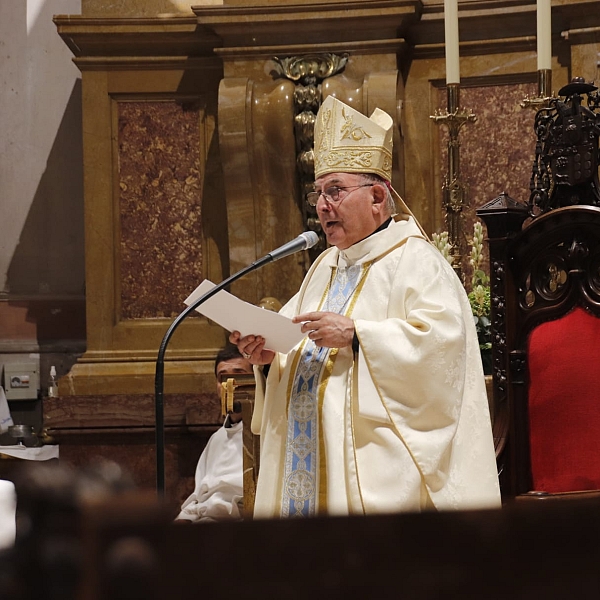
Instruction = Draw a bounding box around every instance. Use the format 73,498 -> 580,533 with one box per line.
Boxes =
314,173 -> 388,250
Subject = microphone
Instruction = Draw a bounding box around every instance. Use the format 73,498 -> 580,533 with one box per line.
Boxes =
154,231 -> 319,494
266,231 -> 319,262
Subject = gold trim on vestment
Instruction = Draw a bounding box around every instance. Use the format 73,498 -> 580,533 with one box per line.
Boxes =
345,263 -> 372,316
350,353 -> 366,514
343,263 -> 374,515
316,275 -> 335,514
317,347 -> 336,514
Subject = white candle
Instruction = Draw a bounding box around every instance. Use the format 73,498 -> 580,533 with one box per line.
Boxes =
537,0 -> 552,70
0,480 -> 15,550
444,0 -> 460,84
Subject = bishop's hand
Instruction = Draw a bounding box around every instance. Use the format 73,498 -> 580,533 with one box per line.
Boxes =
229,331 -> 275,365
293,312 -> 354,348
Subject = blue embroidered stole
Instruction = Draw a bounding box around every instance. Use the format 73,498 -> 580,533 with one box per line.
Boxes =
281,263 -> 365,517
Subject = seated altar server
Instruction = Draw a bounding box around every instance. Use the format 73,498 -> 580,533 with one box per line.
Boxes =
175,345 -> 252,523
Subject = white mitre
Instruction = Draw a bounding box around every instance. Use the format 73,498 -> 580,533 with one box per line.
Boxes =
313,95 -> 394,181
312,95 -> 427,237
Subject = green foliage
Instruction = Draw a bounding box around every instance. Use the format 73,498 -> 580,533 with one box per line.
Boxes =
469,284 -> 491,351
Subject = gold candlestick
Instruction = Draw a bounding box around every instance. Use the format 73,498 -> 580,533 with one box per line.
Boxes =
431,83 -> 477,279
521,69 -> 553,109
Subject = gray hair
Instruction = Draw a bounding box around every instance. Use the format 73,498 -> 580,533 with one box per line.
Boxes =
360,173 -> 397,215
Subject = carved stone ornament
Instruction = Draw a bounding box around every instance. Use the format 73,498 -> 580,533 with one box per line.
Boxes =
272,54 -> 349,84
272,53 -> 349,259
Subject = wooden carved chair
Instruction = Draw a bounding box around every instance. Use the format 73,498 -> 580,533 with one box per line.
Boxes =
220,372 -> 259,518
477,78 -> 600,501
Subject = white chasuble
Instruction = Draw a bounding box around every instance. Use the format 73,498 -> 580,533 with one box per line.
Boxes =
251,217 -> 501,519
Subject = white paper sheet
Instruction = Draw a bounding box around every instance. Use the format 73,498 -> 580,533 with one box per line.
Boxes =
185,280 -> 305,354
0,445 -> 59,461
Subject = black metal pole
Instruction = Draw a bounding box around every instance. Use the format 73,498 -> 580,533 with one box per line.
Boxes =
154,255 -> 272,495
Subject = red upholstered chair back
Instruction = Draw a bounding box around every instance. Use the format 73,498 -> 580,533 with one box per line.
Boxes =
528,307 -> 600,493
477,202 -> 600,500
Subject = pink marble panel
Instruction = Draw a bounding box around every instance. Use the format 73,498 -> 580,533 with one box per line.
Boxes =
118,101 -> 204,319
438,82 -> 537,284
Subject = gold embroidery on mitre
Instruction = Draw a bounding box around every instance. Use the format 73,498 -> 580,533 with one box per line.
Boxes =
314,96 -> 394,181
317,106 -> 333,155
325,150 -> 374,170
340,107 -> 373,142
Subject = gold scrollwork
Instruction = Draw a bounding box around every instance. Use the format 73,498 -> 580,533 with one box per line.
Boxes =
546,262 -> 567,293
525,289 -> 536,308
272,53 -> 348,83
524,273 -> 535,307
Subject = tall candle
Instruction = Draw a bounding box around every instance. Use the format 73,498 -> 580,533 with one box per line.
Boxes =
537,0 -> 552,70
444,0 -> 460,84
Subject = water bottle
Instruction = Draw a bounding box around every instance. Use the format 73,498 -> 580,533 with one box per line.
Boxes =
48,366 -> 58,398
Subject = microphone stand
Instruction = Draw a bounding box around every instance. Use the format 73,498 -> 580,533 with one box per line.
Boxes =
154,253 -> 276,495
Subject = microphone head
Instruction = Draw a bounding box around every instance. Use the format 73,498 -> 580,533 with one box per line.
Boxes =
300,231 -> 319,249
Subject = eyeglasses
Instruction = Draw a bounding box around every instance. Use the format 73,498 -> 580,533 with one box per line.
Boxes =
306,184 -> 374,207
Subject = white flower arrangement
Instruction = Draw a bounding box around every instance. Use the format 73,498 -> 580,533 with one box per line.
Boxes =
432,222 -> 492,372
431,231 -> 455,265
